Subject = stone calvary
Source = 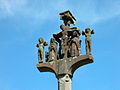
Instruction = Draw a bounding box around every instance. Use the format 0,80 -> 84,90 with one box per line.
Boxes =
36,10 -> 94,90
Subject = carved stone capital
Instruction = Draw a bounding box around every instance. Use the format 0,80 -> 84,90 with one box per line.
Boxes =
37,55 -> 93,78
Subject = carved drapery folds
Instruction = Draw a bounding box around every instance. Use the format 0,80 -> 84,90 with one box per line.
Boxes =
48,38 -> 58,61
36,10 -> 94,63
36,11 -> 94,90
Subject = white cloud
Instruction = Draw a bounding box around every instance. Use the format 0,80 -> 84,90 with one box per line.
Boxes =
0,0 -> 12,16
0,0 -> 27,18
0,0 -> 120,24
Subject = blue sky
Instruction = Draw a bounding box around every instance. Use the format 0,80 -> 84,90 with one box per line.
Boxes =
0,0 -> 120,90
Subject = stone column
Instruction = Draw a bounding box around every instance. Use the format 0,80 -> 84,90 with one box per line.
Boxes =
58,74 -> 72,90
37,55 -> 94,90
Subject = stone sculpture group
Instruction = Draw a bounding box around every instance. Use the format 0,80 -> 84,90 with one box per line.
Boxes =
36,10 -> 94,63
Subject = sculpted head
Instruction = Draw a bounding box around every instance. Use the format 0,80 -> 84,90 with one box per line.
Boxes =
50,38 -> 55,43
38,38 -> 44,43
85,28 -> 91,33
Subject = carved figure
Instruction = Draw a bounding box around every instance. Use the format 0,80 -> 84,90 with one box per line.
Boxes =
48,38 -> 58,61
36,38 -> 48,63
61,31 -> 69,59
69,30 -> 81,57
82,28 -> 94,55
53,11 -> 85,59
45,51 -> 49,62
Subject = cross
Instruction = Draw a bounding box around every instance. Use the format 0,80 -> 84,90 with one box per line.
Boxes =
36,10 -> 94,90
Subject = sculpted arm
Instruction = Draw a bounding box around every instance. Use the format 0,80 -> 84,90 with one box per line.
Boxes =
44,42 -> 48,46
91,30 -> 94,34
36,44 -> 39,47
82,31 -> 87,36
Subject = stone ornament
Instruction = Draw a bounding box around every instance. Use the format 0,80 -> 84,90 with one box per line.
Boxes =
36,38 -> 48,63
82,28 -> 94,55
36,10 -> 94,90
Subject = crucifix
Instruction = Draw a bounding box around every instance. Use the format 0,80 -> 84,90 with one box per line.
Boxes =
36,10 -> 94,90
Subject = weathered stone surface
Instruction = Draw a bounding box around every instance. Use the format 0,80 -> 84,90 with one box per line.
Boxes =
36,38 -> 48,63
37,55 -> 93,77
58,74 -> 72,90
36,11 -> 94,90
82,28 -> 94,55
59,10 -> 76,26
48,38 -> 58,61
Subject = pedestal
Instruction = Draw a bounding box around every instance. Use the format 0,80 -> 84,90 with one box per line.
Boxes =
37,55 -> 94,90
